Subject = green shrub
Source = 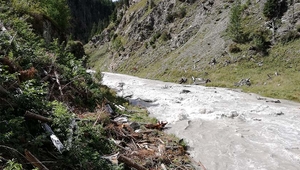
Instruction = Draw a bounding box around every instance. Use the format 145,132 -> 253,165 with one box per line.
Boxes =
166,13 -> 175,23
177,7 -> 187,18
296,25 -> 300,32
249,29 -> 270,54
160,31 -> 171,41
12,0 -> 71,31
4,159 -> 23,170
263,0 -> 287,20
149,32 -> 161,45
228,43 -> 241,53
112,36 -> 124,51
11,0 -> 42,14
280,30 -> 299,44
40,0 -> 71,31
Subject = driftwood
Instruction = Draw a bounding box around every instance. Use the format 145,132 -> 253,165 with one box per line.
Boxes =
145,121 -> 168,130
101,152 -> 119,164
24,111 -> 52,122
179,77 -> 187,84
191,76 -> 211,85
118,154 -> 147,170
25,149 -> 49,170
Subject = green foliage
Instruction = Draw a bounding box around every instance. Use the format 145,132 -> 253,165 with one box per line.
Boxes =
4,159 -> 23,170
177,7 -> 187,18
0,2 -> 122,169
166,7 -> 187,23
296,25 -> 300,32
228,43 -> 241,53
249,29 -> 270,54
11,0 -> 71,31
263,0 -> 288,20
166,13 -> 175,23
149,32 -> 161,47
160,31 -> 171,41
148,0 -> 155,10
11,0 -> 42,14
227,0 -> 245,43
39,0 -> 71,31
112,35 -> 124,51
280,30 -> 300,44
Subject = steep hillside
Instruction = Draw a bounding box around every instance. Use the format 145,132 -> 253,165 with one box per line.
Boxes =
86,0 -> 300,102
67,0 -> 115,42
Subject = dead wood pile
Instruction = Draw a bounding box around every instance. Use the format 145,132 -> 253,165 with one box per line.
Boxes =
99,101 -> 198,170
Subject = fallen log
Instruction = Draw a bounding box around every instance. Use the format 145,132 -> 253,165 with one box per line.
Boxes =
25,149 -> 49,170
118,154 -> 147,170
24,111 -> 52,122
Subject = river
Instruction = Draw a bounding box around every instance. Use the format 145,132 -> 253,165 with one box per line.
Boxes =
102,72 -> 300,170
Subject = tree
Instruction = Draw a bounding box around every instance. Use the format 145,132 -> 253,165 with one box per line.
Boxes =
263,0 -> 280,20
263,0 -> 288,42
227,0 -> 244,43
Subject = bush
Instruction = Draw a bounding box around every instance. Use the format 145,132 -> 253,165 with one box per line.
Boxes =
160,31 -> 171,41
249,29 -> 270,54
149,32 -> 161,45
12,0 -> 71,31
263,0 -> 288,20
296,25 -> 300,32
177,7 -> 187,18
166,13 -> 175,23
280,30 -> 299,44
228,43 -> 241,53
112,36 -> 124,51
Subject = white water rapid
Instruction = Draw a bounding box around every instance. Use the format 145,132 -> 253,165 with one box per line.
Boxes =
102,72 -> 300,170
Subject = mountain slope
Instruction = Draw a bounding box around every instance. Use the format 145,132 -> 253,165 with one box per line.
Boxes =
86,0 -> 300,102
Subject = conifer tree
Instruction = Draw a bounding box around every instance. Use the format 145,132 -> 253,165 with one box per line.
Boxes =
228,0 -> 244,43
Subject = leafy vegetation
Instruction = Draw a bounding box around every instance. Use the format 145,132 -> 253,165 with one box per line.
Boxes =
1,1 -> 196,169
227,0 -> 245,43
11,0 -> 70,31
263,0 -> 288,20
0,1 -> 122,169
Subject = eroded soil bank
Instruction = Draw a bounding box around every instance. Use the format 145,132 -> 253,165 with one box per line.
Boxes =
102,72 -> 300,170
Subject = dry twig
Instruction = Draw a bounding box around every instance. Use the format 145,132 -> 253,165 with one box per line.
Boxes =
25,149 -> 49,170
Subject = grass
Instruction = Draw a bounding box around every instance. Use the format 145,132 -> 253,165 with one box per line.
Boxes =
128,0 -> 148,13
205,39 -> 300,102
117,36 -> 300,102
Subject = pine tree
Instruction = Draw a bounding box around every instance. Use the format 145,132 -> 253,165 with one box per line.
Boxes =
263,0 -> 288,42
228,0 -> 244,43
263,0 -> 279,20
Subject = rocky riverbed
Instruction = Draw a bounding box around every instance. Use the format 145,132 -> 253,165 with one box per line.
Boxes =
102,72 -> 300,170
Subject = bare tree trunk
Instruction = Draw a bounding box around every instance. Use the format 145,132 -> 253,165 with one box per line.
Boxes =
271,18 -> 276,43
